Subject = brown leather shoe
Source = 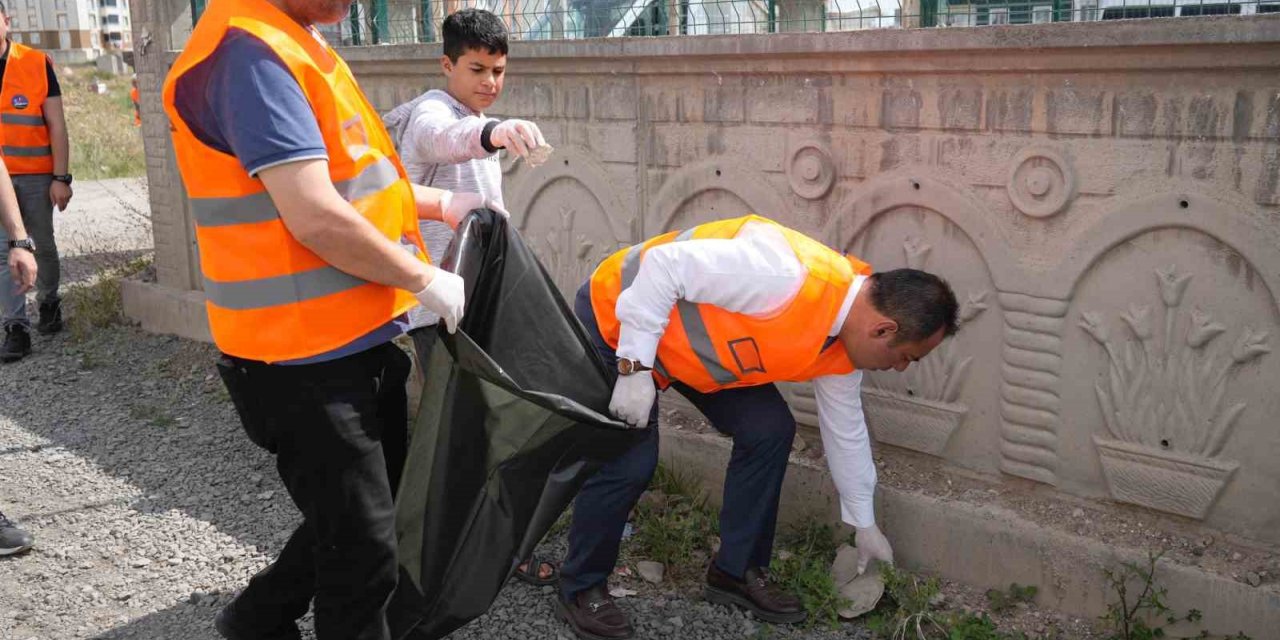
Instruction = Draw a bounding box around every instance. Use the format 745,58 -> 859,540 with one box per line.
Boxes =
555,583 -> 635,640
704,562 -> 807,624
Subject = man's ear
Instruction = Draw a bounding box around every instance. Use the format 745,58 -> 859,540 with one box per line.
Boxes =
870,319 -> 899,339
440,55 -> 454,76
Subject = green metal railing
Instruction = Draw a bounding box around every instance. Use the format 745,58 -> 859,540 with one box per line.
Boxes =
200,0 -> 1280,42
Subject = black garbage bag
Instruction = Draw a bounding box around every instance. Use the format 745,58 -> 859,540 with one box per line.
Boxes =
388,211 -> 644,640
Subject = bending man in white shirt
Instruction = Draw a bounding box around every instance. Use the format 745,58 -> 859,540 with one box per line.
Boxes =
555,215 -> 958,640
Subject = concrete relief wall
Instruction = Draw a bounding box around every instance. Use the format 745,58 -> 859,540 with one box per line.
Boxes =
127,8 -> 1280,549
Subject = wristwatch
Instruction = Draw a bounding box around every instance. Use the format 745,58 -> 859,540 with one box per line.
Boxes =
52,174 -> 73,185
8,238 -> 35,252
617,358 -> 652,376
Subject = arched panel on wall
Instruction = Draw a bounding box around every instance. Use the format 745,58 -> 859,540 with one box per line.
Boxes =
507,146 -> 633,295
649,157 -> 792,233
813,171 -> 1008,473
1054,191 -> 1280,540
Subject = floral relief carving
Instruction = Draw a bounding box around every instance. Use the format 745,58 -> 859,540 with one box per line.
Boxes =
537,207 -> 621,295
863,236 -> 989,456
1080,264 -> 1270,519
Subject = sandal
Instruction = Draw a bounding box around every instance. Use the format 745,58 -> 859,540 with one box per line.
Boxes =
513,555 -> 560,586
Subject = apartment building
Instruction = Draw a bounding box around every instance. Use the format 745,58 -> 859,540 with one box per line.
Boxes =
6,0 -> 131,64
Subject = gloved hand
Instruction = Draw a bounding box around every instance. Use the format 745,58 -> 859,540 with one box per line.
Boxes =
413,269 -> 465,333
490,119 -> 546,158
855,524 -> 894,575
440,191 -> 509,229
609,371 -> 656,428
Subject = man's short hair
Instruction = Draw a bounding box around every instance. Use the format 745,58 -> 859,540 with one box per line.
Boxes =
442,9 -> 509,63
868,269 -> 960,343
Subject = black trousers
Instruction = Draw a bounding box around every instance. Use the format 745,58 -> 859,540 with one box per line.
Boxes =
218,341 -> 411,640
559,284 -> 798,600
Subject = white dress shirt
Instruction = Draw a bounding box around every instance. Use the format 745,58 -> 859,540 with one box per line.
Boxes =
614,221 -> 878,528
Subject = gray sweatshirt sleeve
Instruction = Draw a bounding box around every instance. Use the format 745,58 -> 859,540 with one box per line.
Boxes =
407,99 -> 496,166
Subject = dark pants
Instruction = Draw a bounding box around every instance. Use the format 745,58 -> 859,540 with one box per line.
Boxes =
559,284 -> 797,601
219,341 -> 411,640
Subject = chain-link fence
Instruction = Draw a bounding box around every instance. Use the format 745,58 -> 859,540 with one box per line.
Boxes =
190,0 -> 1280,43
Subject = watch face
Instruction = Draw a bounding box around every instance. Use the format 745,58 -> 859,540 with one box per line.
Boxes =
618,359 -> 635,375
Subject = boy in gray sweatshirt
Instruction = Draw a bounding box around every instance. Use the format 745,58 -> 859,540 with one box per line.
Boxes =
382,7 -> 553,585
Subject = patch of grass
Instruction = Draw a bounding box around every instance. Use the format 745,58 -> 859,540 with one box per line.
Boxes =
769,516 -> 850,628
61,66 -> 145,179
130,402 -> 176,428
985,583 -> 1037,615
629,464 -> 718,581
868,567 -> 1027,640
65,255 -> 152,341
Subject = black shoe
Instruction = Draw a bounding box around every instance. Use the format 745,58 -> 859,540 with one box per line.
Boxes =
0,512 -> 34,556
214,603 -> 302,640
36,299 -> 62,335
705,562 -> 807,624
0,325 -> 31,363
556,583 -> 635,640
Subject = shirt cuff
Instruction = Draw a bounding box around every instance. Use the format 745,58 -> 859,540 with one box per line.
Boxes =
480,119 -> 501,154
616,326 -> 661,368
841,496 -> 877,529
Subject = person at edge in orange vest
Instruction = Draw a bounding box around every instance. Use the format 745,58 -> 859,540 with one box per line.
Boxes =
161,0 -> 501,638
129,76 -> 141,127
0,0 -> 74,364
555,214 -> 959,639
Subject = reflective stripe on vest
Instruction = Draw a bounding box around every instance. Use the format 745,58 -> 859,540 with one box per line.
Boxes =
191,156 -> 401,227
0,43 -> 53,175
162,0 -> 426,362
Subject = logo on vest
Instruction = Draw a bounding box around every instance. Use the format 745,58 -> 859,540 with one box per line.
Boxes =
11,95 -> 29,110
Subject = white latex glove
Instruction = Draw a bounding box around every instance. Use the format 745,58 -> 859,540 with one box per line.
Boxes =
855,524 -> 894,575
608,372 -> 656,428
439,191 -> 509,229
490,119 -> 546,158
413,269 -> 465,334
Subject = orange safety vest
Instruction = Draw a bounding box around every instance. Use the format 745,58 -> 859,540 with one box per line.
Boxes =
590,215 -> 873,393
162,0 -> 426,362
0,42 -> 54,175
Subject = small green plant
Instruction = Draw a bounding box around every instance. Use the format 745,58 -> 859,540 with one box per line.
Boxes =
629,465 -> 718,580
868,568 -> 1026,640
946,613 -> 1029,640
66,256 -> 152,341
767,516 -> 850,628
866,565 -> 948,639
130,402 -> 176,428
1102,551 -> 1251,640
985,583 -> 1038,614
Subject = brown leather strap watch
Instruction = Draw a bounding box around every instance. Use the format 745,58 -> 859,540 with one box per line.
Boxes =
616,358 -> 651,376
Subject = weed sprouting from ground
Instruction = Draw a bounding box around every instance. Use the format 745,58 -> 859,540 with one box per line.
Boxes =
1101,551 -> 1251,640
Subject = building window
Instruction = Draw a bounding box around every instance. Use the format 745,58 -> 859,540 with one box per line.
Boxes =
988,7 -> 1010,23
30,33 -> 41,45
1260,3 -> 1280,11
106,14 -> 120,24
57,14 -> 70,29
1101,5 -> 1174,18
1032,4 -> 1053,21
1179,2 -> 1242,14
1078,0 -> 1099,21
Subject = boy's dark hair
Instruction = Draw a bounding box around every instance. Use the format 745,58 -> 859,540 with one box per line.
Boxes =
442,9 -> 509,63
868,269 -> 960,344
0,2 -> 7,16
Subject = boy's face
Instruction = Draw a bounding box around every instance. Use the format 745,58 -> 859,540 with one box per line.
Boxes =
441,47 -> 507,114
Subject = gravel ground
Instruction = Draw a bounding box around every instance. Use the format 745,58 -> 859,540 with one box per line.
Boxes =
1,323 -> 873,640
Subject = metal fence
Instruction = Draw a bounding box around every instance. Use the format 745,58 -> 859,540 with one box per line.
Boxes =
190,0 -> 1280,42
